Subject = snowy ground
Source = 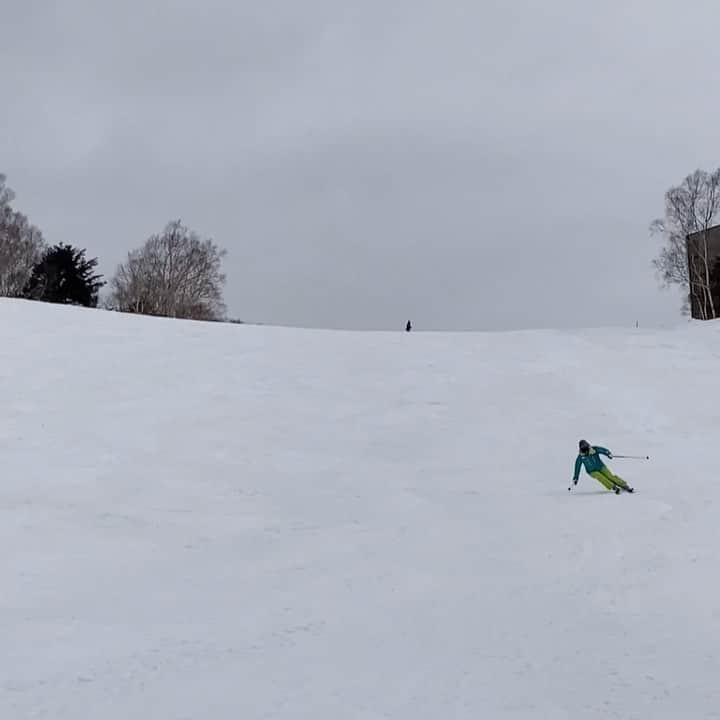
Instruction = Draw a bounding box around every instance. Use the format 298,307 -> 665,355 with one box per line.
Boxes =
2,298 -> 720,719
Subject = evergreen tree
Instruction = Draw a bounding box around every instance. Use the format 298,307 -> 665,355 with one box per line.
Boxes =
24,244 -> 105,307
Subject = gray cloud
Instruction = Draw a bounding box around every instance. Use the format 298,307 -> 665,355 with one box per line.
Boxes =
3,0 -> 715,329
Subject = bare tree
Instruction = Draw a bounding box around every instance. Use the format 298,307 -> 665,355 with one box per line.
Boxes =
0,174 -> 13,206
651,169 -> 720,319
110,220 -> 227,321
0,174 -> 46,297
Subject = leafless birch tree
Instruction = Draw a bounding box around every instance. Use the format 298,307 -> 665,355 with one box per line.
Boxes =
109,220 -> 227,321
651,169 -> 720,319
0,174 -> 46,297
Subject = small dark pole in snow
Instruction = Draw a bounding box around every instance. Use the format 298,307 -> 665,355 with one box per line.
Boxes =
406,320 -> 412,332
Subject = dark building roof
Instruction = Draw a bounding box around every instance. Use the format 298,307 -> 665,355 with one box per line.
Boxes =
687,224 -> 720,251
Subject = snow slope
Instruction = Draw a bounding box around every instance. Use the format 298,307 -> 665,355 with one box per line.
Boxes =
2,298 -> 720,719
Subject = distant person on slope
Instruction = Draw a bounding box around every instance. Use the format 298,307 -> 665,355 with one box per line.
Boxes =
572,440 -> 634,494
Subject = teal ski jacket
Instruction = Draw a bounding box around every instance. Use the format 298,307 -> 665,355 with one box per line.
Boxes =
573,446 -> 612,481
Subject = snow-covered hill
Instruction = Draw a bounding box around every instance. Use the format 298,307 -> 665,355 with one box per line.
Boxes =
2,298 -> 720,719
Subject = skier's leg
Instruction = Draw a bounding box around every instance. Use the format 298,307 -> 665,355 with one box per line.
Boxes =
589,470 -> 615,491
600,467 -> 629,490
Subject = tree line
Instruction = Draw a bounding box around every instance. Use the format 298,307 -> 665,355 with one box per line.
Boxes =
0,173 -> 228,321
5,167 -> 720,323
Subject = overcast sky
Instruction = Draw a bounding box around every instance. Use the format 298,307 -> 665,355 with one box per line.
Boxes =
3,0 -> 717,330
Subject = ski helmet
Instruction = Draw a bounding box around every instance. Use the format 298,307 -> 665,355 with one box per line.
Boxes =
579,439 -> 590,454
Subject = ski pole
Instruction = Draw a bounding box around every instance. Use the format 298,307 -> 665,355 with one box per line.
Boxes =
613,454 -> 649,460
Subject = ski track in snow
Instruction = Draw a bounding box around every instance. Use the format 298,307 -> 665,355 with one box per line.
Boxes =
2,299 -> 720,719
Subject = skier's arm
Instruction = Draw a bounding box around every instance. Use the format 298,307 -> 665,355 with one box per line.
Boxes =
573,456 -> 582,482
595,446 -> 612,458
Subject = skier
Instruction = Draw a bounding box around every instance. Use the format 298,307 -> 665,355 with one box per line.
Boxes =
572,440 -> 634,493
406,320 -> 412,332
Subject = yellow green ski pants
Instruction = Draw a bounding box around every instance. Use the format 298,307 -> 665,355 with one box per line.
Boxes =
590,466 -> 629,491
